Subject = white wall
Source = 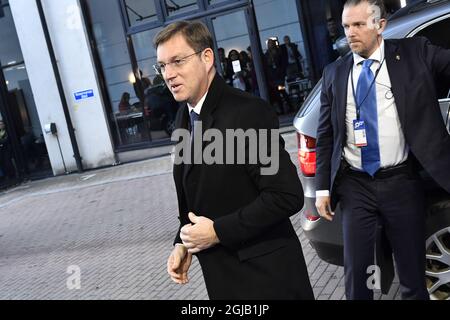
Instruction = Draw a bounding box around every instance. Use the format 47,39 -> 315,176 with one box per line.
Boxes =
9,0 -> 116,174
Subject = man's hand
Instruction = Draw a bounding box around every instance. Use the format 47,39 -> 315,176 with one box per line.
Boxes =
180,212 -> 220,254
315,196 -> 335,221
167,244 -> 192,284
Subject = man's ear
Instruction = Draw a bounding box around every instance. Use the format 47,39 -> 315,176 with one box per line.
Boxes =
377,19 -> 387,34
203,48 -> 215,69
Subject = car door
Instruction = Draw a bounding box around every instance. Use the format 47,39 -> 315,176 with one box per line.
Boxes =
411,14 -> 450,132
408,13 -> 450,300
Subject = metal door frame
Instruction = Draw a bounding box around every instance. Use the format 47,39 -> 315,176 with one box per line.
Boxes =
204,3 -> 269,100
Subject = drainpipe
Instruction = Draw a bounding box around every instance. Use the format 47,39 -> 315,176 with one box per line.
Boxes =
35,0 -> 83,173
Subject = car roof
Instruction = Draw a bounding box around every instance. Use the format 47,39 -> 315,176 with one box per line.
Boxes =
384,0 -> 450,38
389,0 -> 448,20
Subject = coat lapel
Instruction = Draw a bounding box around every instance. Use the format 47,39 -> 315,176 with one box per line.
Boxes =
183,74 -> 225,182
173,104 -> 189,195
335,54 -> 353,144
384,40 -> 406,130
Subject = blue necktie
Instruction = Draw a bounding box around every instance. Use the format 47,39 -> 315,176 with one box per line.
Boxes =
189,110 -> 200,147
189,110 -> 199,134
357,59 -> 380,176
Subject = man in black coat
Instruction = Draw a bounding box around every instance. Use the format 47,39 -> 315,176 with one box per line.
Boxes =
154,21 -> 313,300
280,35 -> 303,80
315,0 -> 450,300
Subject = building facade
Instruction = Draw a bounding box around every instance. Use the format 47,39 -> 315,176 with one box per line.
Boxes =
0,0 -> 415,186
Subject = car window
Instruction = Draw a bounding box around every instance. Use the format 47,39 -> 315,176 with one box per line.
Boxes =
414,16 -> 450,100
440,99 -> 450,133
297,79 -> 322,117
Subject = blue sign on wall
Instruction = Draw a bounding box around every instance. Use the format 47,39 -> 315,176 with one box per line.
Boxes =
74,89 -> 94,101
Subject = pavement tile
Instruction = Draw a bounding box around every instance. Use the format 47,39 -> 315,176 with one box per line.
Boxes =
0,133 -> 402,300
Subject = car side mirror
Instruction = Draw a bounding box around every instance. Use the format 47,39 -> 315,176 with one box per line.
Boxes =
440,93 -> 450,134
446,104 -> 450,134
336,36 -> 350,58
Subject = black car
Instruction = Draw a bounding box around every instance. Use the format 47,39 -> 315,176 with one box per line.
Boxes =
294,0 -> 450,300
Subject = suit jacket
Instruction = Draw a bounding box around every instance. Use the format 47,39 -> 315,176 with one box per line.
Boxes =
316,37 -> 450,210
172,74 -> 313,299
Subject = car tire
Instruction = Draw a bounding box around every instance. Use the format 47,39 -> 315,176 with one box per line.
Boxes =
425,202 -> 450,300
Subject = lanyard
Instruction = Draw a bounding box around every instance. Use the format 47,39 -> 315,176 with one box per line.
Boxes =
351,58 -> 385,120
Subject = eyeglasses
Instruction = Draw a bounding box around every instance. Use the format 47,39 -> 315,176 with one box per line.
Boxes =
153,50 -> 203,75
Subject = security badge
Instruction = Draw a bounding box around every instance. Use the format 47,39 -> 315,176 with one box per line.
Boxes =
353,119 -> 368,147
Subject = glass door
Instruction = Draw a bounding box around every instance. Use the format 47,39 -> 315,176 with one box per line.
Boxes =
0,62 -> 20,188
206,7 -> 268,101
1,62 -> 52,180
0,1 -> 52,183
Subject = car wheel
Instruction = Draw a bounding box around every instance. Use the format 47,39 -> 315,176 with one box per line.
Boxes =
425,204 -> 450,300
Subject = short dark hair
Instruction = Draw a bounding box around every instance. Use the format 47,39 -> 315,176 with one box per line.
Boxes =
344,0 -> 387,20
153,20 -> 214,52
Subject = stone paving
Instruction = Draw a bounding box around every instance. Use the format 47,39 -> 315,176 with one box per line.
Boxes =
0,132 -> 401,300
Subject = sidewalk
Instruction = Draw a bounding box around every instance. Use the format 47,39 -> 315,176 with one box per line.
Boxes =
0,129 -> 298,209
0,132 -> 400,300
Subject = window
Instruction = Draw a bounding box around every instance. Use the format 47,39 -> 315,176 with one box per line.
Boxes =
87,0 -> 140,147
0,3 -> 51,177
414,17 -> 450,100
208,0 -> 229,6
414,17 -> 450,131
124,0 -> 158,26
132,28 -> 181,142
253,0 -> 310,116
0,2 -> 24,66
164,0 -> 198,17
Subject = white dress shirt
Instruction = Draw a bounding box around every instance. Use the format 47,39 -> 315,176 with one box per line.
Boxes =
316,39 -> 409,198
188,91 -> 208,115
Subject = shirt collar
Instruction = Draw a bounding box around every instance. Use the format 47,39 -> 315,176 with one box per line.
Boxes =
187,91 -> 208,115
353,38 -> 384,66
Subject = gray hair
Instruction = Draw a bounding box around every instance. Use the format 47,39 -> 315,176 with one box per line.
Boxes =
344,0 -> 387,20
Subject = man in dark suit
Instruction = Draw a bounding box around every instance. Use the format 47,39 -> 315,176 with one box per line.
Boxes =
315,0 -> 450,300
154,21 -> 313,300
280,35 -> 303,80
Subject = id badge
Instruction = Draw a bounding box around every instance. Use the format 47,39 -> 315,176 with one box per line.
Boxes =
353,120 -> 367,147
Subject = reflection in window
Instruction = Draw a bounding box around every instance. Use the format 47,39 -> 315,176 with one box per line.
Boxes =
0,5 -> 25,65
212,11 -> 256,95
414,17 -> 450,100
131,28 -> 161,111
208,0 -> 228,6
132,29 -> 181,141
164,0 -> 198,17
254,0 -> 310,116
124,0 -> 158,26
0,3 -> 51,177
3,64 -> 49,169
88,0 -> 146,147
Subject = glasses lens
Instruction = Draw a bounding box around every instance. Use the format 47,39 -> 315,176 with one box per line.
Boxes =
153,64 -> 163,75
